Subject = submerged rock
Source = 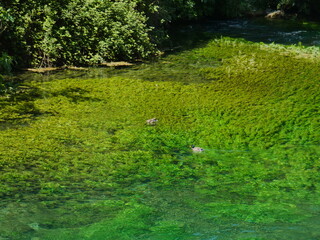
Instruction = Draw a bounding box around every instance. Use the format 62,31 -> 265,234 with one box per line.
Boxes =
191,145 -> 204,152
28,222 -> 40,231
146,118 -> 158,125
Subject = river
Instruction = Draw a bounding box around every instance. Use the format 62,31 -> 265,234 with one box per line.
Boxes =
0,18 -> 319,240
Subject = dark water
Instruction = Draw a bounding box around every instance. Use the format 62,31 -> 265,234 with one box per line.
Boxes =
207,18 -> 320,45
169,18 -> 320,49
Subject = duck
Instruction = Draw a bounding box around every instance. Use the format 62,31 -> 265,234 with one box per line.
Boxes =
191,145 -> 204,152
146,118 -> 158,125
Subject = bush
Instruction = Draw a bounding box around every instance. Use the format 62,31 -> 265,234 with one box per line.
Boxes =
0,52 -> 13,74
36,0 -> 157,66
0,5 -> 13,34
0,74 -> 14,95
1,0 -> 157,67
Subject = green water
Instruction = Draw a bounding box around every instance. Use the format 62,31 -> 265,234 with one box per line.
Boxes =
1,20 -> 320,239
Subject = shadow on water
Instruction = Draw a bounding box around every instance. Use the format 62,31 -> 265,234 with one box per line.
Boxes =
0,70 -> 110,129
51,87 -> 102,103
0,82 -> 43,129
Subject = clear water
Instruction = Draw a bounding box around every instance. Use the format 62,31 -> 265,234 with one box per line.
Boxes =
1,146 -> 320,240
1,19 -> 320,240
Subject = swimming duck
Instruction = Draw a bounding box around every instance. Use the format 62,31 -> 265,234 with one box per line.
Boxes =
191,145 -> 204,152
146,118 -> 158,125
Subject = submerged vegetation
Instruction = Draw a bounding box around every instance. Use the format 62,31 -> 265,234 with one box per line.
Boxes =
0,37 -> 319,239
1,0 -> 320,238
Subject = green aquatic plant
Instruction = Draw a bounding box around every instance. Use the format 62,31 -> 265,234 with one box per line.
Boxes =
0,37 -> 319,239
0,37 -> 319,195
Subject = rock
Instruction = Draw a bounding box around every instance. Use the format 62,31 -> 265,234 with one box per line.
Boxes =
146,118 -> 158,125
265,10 -> 297,20
100,61 -> 134,67
25,66 -> 87,73
28,222 -> 40,231
265,10 -> 285,19
191,145 -> 204,152
25,67 -> 61,73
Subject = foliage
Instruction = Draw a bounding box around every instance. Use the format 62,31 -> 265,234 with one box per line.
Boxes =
0,53 -> 14,95
0,6 -> 13,34
0,52 -> 13,74
0,75 -> 4,92
0,0 -> 157,67
0,6 -> 14,89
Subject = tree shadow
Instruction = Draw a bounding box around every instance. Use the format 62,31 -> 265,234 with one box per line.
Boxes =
0,84 -> 43,129
51,87 -> 102,103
